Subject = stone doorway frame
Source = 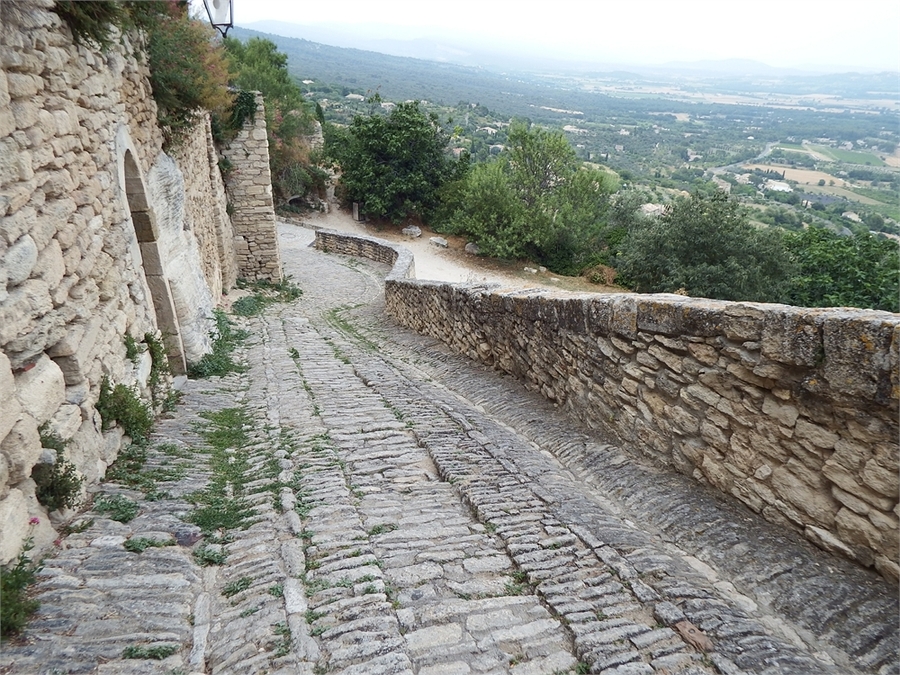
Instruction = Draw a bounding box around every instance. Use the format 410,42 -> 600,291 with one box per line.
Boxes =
120,148 -> 187,375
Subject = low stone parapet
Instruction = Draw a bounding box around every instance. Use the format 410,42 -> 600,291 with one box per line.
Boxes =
314,229 -> 900,582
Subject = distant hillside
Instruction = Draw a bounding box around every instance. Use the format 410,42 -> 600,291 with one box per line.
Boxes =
229,26 -> 557,112
228,27 -> 687,122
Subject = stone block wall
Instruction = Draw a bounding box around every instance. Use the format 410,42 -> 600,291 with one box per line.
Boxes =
0,2 -> 273,563
221,93 -> 283,282
314,229 -> 900,582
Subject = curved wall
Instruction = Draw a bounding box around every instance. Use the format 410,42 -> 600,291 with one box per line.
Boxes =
314,228 -> 900,583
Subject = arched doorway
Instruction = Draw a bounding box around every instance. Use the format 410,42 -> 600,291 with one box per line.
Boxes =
123,151 -> 187,374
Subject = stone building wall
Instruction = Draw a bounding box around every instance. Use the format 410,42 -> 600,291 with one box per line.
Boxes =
315,229 -> 900,583
0,2 -> 277,564
221,94 -> 283,282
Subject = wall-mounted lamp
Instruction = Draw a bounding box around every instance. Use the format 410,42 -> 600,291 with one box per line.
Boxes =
202,0 -> 233,38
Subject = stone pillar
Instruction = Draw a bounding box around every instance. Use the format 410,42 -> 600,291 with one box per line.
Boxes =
221,93 -> 283,282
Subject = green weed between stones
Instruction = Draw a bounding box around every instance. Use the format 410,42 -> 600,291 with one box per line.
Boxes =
94,494 -> 140,523
222,576 -> 252,598
193,544 -> 227,566
124,537 -> 175,553
232,277 -> 302,317
325,304 -> 378,352
0,538 -> 40,639
122,644 -> 178,660
186,407 -> 253,534
272,621 -> 291,657
188,309 -> 249,378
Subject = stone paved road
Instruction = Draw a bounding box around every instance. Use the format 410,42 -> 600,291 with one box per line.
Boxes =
1,222 -> 896,675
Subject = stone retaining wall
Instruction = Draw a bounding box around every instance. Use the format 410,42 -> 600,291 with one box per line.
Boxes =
314,228 -> 900,582
0,3 -> 280,563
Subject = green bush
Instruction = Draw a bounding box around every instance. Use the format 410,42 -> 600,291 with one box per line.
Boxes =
0,540 -> 40,639
96,377 -> 154,442
33,458 -> 83,512
187,310 -> 249,378
94,494 -> 140,523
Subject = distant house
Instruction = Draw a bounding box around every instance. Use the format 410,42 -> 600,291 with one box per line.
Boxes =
615,145 -> 624,152
563,125 -> 587,134
381,101 -> 395,111
713,177 -> 731,193
842,211 -> 862,222
345,93 -> 365,101
477,126 -> 498,135
765,180 -> 793,193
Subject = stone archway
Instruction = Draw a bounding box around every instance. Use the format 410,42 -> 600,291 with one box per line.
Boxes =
123,151 -> 187,374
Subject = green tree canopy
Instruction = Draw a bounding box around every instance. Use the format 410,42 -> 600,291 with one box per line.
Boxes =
223,37 -> 319,202
783,227 -> 899,312
439,122 -> 616,275
331,100 -> 463,223
615,191 -> 794,302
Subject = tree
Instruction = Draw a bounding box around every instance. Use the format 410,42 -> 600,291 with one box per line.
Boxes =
224,37 -> 319,202
783,227 -> 899,312
439,122 -> 616,275
615,191 -> 794,302
332,100 -> 463,223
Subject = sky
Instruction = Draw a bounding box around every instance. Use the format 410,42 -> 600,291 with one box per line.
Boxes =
204,0 -> 900,72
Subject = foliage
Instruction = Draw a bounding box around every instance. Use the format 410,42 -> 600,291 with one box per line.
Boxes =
53,0 -> 126,51
440,122 -> 616,275
143,332 -> 169,405
232,277 -> 303,316
96,377 -> 154,442
0,538 -> 40,639
330,99 -> 465,223
124,537 -> 174,553
122,644 -> 178,660
146,7 -> 233,143
188,310 -> 249,378
222,576 -> 252,598
615,191 -> 794,302
55,2 -> 233,146
33,458 -> 83,512
783,228 -> 899,312
186,407 -> 252,534
94,494 -> 140,523
193,544 -> 227,566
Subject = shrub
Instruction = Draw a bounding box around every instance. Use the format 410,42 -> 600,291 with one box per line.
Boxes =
0,539 -> 40,639
96,377 -> 154,442
187,310 -> 248,378
33,458 -> 83,513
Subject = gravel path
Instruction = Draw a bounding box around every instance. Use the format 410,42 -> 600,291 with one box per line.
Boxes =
1,223 -> 895,675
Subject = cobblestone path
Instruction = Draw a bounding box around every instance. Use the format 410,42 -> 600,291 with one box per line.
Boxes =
1,223 -> 896,675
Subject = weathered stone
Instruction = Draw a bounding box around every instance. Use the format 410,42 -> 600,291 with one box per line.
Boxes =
14,353 -> 65,425
0,413 -> 41,484
761,396 -> 799,427
3,233 -> 38,285
0,352 -> 20,444
0,489 -> 28,564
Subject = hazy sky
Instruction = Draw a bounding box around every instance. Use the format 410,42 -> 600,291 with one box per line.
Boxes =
210,0 -> 900,71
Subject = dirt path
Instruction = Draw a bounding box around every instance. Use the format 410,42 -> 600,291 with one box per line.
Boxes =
287,208 -> 623,295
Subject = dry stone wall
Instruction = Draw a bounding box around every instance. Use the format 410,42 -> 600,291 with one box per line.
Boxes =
314,228 -> 900,583
0,2 -> 279,564
221,94 -> 283,282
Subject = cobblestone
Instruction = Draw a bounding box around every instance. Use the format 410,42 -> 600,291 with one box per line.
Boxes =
0,222 -> 896,675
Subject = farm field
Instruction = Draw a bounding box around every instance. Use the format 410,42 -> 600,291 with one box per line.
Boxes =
742,164 -> 849,186
807,144 -> 888,166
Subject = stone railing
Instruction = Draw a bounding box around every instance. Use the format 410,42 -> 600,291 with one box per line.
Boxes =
313,228 -> 900,582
